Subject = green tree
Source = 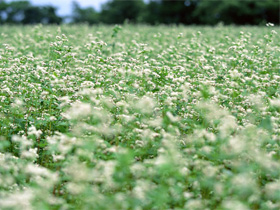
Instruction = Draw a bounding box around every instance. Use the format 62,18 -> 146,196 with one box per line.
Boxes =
5,1 -> 30,24
22,6 -> 62,24
0,0 -> 8,24
142,0 -> 200,25
158,0 -> 198,24
0,0 -> 62,24
72,1 -> 99,24
256,0 -> 280,24
100,0 -> 145,24
193,0 -> 280,25
143,0 -> 279,25
22,6 -> 44,24
141,0 -> 161,25
43,6 -> 63,24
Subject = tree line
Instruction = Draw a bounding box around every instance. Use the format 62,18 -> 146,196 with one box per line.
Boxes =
0,0 -> 62,24
0,0 -> 279,25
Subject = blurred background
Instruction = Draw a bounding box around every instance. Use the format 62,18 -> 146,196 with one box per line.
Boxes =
0,0 -> 279,25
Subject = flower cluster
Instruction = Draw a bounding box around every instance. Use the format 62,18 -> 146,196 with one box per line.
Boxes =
0,24 -> 280,209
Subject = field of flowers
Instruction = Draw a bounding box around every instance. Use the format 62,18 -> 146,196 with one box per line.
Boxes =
0,24 -> 279,209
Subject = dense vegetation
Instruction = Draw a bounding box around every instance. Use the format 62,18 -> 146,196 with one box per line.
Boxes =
0,0 -> 279,25
0,24 -> 280,209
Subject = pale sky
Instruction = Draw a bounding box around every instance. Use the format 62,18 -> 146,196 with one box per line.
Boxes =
32,0 -> 109,16
8,0 -> 110,16
7,0 -> 151,17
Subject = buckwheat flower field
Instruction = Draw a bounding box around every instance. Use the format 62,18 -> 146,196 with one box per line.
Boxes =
0,24 -> 280,210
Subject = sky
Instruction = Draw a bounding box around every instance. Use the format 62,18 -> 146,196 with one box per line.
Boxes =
7,0 -> 151,16
32,0 -> 109,16
8,0 -> 110,16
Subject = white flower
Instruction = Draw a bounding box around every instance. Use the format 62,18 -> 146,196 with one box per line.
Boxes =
266,23 -> 274,27
21,148 -> 38,159
0,189 -> 34,210
27,125 -> 42,138
270,99 -> 280,108
49,116 -> 57,121
166,111 -> 179,122
222,199 -> 249,210
265,181 -> 280,200
64,101 -> 92,120
134,96 -> 155,114
25,163 -> 51,177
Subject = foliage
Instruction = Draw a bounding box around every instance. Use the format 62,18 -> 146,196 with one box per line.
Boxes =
0,0 -> 62,24
99,0 -> 145,24
193,0 -> 280,25
0,24 -> 280,209
71,0 -> 279,25
72,1 -> 99,25
142,0 -> 198,25
0,0 -> 279,25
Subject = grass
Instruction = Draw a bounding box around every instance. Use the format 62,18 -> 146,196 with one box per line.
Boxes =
0,24 -> 280,210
